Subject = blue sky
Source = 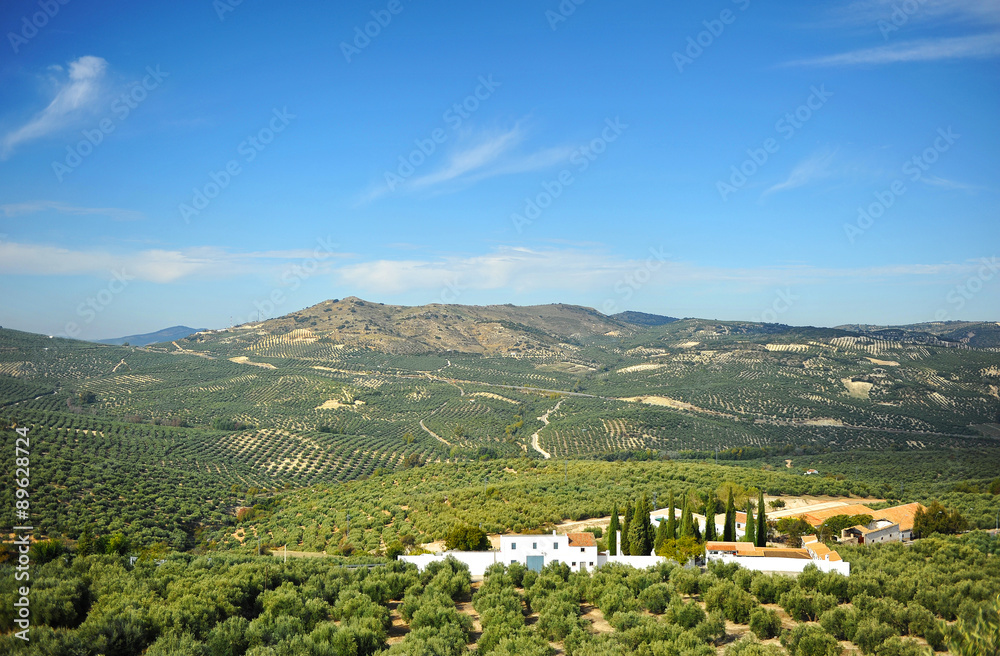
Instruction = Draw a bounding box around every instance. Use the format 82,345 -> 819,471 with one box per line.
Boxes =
1,0 -> 998,339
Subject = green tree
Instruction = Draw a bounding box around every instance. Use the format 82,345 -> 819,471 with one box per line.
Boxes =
622,501 -> 634,555
913,501 -> 968,538
756,490 -> 767,547
704,491 -> 717,542
724,488 -> 736,542
680,491 -> 694,539
946,592 -> 1000,656
629,492 -> 653,555
654,515 -> 669,552
445,525 -> 488,551
608,504 -> 620,556
666,490 -> 676,541
746,501 -> 757,545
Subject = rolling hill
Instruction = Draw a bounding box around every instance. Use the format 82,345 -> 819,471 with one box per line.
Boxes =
96,325 -> 204,346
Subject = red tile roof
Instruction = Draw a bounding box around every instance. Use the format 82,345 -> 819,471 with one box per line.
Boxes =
567,532 -> 597,547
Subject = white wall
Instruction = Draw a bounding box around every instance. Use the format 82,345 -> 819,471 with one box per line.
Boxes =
599,554 -> 666,569
400,551 -> 498,576
708,554 -> 850,576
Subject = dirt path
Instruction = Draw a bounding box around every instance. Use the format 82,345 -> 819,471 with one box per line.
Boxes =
531,399 -> 562,459
420,418 -> 452,447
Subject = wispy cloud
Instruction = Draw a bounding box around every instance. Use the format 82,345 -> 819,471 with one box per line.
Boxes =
0,241 -> 349,283
359,122 -> 571,204
918,175 -> 984,191
0,201 -> 143,222
836,0 -> 1000,26
1,56 -> 109,158
786,33 -> 1000,66
331,246 -> 982,297
407,125 -> 525,190
763,149 -> 838,197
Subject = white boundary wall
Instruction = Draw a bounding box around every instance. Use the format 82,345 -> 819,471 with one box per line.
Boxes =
401,551 -> 668,575
709,554 -> 850,576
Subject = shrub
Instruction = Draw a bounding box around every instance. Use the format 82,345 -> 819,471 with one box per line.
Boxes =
780,623 -> 842,656
638,583 -> 672,614
749,607 -> 782,639
819,606 -> 858,641
853,619 -> 898,655
872,636 -> 932,656
725,634 -> 785,656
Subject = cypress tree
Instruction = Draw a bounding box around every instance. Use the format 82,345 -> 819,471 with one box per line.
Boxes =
666,490 -> 676,541
746,500 -> 757,544
724,488 -> 736,542
756,490 -> 767,547
622,502 -> 634,555
680,492 -> 694,538
608,504 -> 620,556
704,493 -> 717,542
654,515 -> 669,552
629,493 -> 651,555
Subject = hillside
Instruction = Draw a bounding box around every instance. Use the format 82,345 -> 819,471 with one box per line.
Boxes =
1,300 -> 998,550
184,296 -> 629,356
96,324 -> 204,346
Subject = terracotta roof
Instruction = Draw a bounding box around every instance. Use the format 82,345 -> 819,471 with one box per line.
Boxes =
567,532 -> 597,548
798,504 -> 876,527
735,512 -> 748,522
871,503 -> 923,532
707,541 -> 815,559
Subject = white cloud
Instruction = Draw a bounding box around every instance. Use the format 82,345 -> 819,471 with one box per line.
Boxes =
359,121 -> 572,203
918,175 -> 984,191
763,149 -> 838,197
331,247 -> 984,298
0,241 -> 349,283
1,56 -> 109,158
837,0 -> 1000,26
0,201 -> 142,222
787,33 -> 1000,66
407,125 -> 525,189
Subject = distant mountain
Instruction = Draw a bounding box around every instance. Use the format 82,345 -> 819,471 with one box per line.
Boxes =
182,297 -> 628,356
612,310 -> 679,326
97,325 -> 204,347
836,321 -> 1000,349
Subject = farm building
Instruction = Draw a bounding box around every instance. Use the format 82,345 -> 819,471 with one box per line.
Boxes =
841,519 -> 901,545
706,538 -> 850,575
401,530 -> 664,576
787,501 -> 924,541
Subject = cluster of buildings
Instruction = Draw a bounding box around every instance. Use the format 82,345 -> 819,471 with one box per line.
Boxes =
705,536 -> 849,575
402,530 -> 662,576
401,501 -> 924,577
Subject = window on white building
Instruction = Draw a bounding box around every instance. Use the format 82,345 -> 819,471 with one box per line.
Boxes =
572,562 -> 576,566
532,542 -> 537,549
511,542 -> 516,550
553,542 -> 558,549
